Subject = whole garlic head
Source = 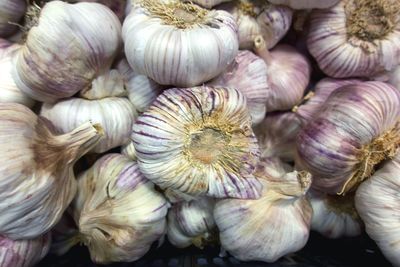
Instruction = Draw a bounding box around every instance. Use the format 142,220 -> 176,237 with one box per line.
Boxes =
268,0 -> 340,9
0,0 -> 26,37
132,86 -> 262,199
72,154 -> 169,264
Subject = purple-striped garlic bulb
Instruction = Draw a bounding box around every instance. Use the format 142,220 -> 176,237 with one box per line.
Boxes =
167,197 -> 216,248
389,65 -> 400,90
355,152 -> 400,267
208,50 -> 269,125
219,0 -> 292,50
0,233 -> 51,267
41,70 -> 137,153
297,81 -> 400,195
214,157 -> 312,262
0,103 -> 103,239
190,0 -> 232,8
72,154 -> 169,264
12,1 -> 122,102
254,36 -> 311,112
132,86 -> 262,199
122,0 -> 238,87
307,0 -> 400,78
268,0 -> 340,9
0,0 -> 26,37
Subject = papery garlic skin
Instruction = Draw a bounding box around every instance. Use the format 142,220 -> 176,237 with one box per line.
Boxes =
0,103 -> 102,239
214,158 -> 312,262
73,154 -> 168,264
121,141 -> 137,160
12,1 -> 122,102
307,0 -> 400,78
167,198 -> 215,248
0,233 -> 51,267
72,0 -> 127,21
389,65 -> 400,90
122,1 -> 239,87
191,0 -> 231,8
0,0 -> 26,37
220,0 -> 292,50
208,50 -> 269,125
132,86 -> 262,199
268,0 -> 340,9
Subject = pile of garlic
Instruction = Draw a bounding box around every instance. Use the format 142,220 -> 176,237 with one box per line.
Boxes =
0,0 -> 400,266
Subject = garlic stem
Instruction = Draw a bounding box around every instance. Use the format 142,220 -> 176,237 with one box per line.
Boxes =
254,35 -> 273,64
270,170 -> 312,198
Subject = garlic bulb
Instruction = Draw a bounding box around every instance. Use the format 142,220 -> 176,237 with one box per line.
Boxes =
208,50 -> 269,125
389,65 -> 400,90
297,81 -> 400,195
0,0 -> 26,37
307,0 -> 400,78
72,154 -> 168,264
268,0 -> 340,9
355,152 -> 400,267
254,36 -> 311,112
117,58 -> 163,113
41,70 -> 137,153
132,86 -> 262,199
310,191 -> 362,238
219,0 -> 292,50
0,40 -> 34,107
122,0 -> 239,87
0,103 -> 102,239
12,1 -> 121,102
167,197 -> 216,248
0,233 -> 51,267
190,0 -> 231,9
214,158 -> 312,262
121,141 -> 137,160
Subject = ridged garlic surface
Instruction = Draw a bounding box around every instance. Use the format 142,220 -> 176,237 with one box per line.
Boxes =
307,0 -> 400,78
208,50 -> 269,125
122,0 -> 239,87
12,1 -> 122,102
72,154 -> 168,264
214,157 -> 312,262
0,233 -> 51,267
132,86 -> 262,199
191,0 -> 231,8
268,0 -> 340,9
41,70 -> 137,153
219,0 -> 292,50
0,0 -> 26,37
0,103 -> 102,239
73,0 -> 127,21
167,197 -> 216,248
356,152 -> 400,267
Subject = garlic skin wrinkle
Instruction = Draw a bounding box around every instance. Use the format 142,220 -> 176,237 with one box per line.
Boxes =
132,86 -> 262,199
214,158 -> 312,262
12,1 -> 122,102
121,141 -> 137,161
0,103 -> 102,239
268,0 -> 340,9
122,0 -> 239,87
0,0 -> 26,37
72,154 -> 168,264
307,0 -> 400,78
0,233 -> 51,267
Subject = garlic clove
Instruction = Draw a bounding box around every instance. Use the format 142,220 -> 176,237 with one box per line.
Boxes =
0,0 -> 26,37
268,0 -> 340,9
132,86 -> 262,199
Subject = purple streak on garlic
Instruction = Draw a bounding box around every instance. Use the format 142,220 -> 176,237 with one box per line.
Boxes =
214,157 -> 312,262
132,86 -> 262,199
208,50 -> 269,125
389,65 -> 400,90
0,0 -> 26,37
12,1 -> 122,102
307,0 -> 400,78
0,233 -> 51,267
219,0 -> 292,50
268,0 -> 340,9
297,81 -> 400,195
122,1 -> 239,87
72,154 -> 168,264
355,152 -> 400,267
0,103 -> 103,239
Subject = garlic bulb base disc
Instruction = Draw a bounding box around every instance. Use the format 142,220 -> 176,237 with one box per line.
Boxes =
325,193 -> 359,220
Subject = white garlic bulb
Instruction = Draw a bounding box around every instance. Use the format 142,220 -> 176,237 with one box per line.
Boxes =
0,233 -> 51,267
121,141 -> 137,160
214,157 -> 312,262
0,103 -> 102,239
0,40 -> 34,107
12,1 -> 122,102
356,152 -> 400,267
41,70 -> 137,153
190,0 -> 232,9
208,50 -> 269,125
219,0 -> 292,50
117,58 -> 163,113
389,65 -> 400,90
167,197 -> 216,248
0,0 -> 26,37
310,191 -> 362,238
132,86 -> 262,199
122,0 -> 239,87
268,0 -> 340,9
72,154 -> 169,264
